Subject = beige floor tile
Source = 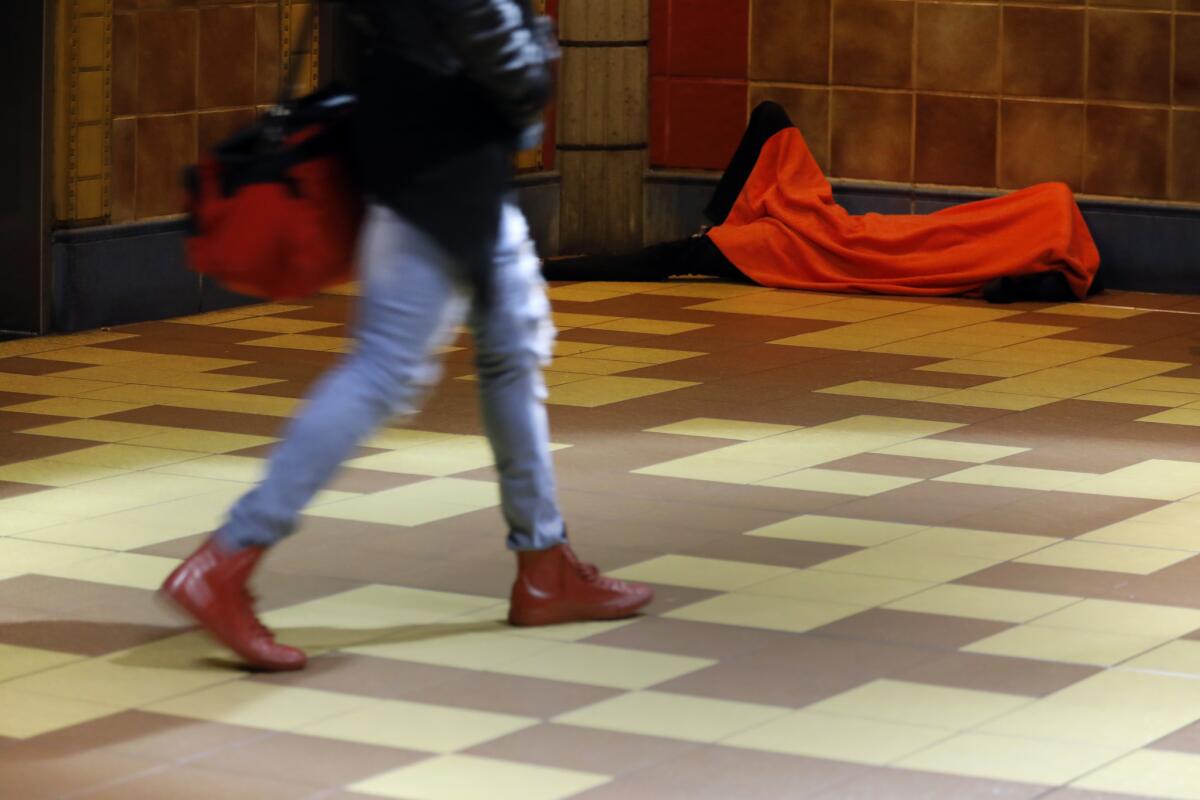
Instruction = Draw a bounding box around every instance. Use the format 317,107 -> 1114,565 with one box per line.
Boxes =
895,732 -> 1128,785
1015,541 -> 1193,574
363,428 -> 462,450
742,570 -> 932,606
577,346 -> 705,365
757,468 -> 921,496
610,555 -> 794,591
806,679 -> 1032,730
922,389 -> 1059,411
49,443 -> 201,470
1070,460 -> 1200,501
1078,519 -> 1200,551
885,584 -> 1079,623
813,546 -> 997,583
494,643 -> 715,690
981,669 -> 1200,749
551,312 -> 621,328
23,345 -> 157,365
1079,387 -> 1199,407
0,472 -> 237,518
81,383 -> 300,417
124,429 -> 278,454
239,333 -> 351,351
886,527 -> 1059,561
663,592 -> 864,633
1124,640 -> 1200,676
21,418 -> 177,443
934,465 -> 1095,492
551,340 -> 610,357
588,318 -> 710,335
633,454 -> 796,485
1141,408 -> 1200,427
1129,376 -> 1200,394
344,628 -> 560,671
151,454 -> 266,483
816,382 -> 952,401
743,515 -> 925,547
300,699 -> 536,752
1072,748 -> 1200,799
303,478 -> 498,526
1043,303 -> 1146,318
350,755 -> 611,800
874,439 -> 1029,463
0,508 -> 73,536
0,372 -> 122,397
965,626 -> 1169,667
0,458 -> 127,487
145,682 -> 372,731
345,439 -> 498,476
2,397 -> 148,418
546,356 -> 640,376
0,539 -> 105,573
1034,598 -> 1200,639
0,686 -> 118,738
916,359 -> 1042,377
33,552 -> 180,590
548,376 -> 697,408
0,643 -> 83,682
645,417 -> 800,441
546,285 -> 629,303
214,317 -> 339,334
724,710 -> 951,764
554,690 -> 789,743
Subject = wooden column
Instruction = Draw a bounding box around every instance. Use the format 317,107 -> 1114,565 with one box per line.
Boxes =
557,0 -> 648,254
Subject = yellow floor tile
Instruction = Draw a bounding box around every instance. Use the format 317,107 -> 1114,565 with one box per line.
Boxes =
546,356 -> 640,376
632,454 -> 795,485
934,464 -> 1094,492
0,458 -> 126,487
1079,387 -> 1198,408
1015,541 -> 1193,574
555,690 -> 789,743
240,333 -> 351,351
345,627 -> 560,670
724,710 -> 950,765
548,376 -> 697,407
1,397 -> 147,418
363,428 -> 462,450
609,555 -> 794,591
0,372 -> 122,397
757,468 -> 920,495
350,755 -> 611,800
21,419 -> 177,443
1070,459 -> 1200,501
742,570 -> 932,606
49,444 -> 199,471
300,699 -> 536,753
16,345 -> 147,366
813,546 -> 997,583
304,478 -> 498,526
33,552 -> 180,591
0,687 -> 118,739
151,454 -> 266,483
895,732 -> 1127,786
577,345 -> 705,365
1124,640 -> 1200,676
589,318 -> 710,335
80,383 -> 300,418
1077,519 -> 1200,551
922,389 -> 1059,411
645,417 -> 800,441
551,340 -> 609,356
0,539 -> 105,573
1033,598 -> 1200,639
123,429 -> 278,454
1043,302 -> 1146,318
964,625 -> 1168,666
546,285 -> 629,303
1072,749 -> 1200,799
344,439 -> 498,476
807,679 -> 1032,730
885,583 -> 1078,623
1127,376 -> 1200,394
0,473 -> 237,519
981,669 -> 1200,750
916,359 -> 1042,378
743,515 -> 925,547
145,682 -> 371,731
885,527 -> 1058,561
0,644 -> 83,682
972,340 -> 1127,367
663,592 -> 864,633
494,643 -> 715,690
214,317 -> 338,333
551,312 -> 620,328
1140,408 -> 1200,427
815,381 -> 952,401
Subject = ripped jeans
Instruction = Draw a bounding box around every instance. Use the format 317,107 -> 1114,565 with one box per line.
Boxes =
220,202 -> 567,552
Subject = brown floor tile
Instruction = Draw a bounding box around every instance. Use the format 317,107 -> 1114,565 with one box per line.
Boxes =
467,724 -> 700,778
571,745 -> 864,800
958,562 -> 1132,598
0,431 -> 98,465
251,653 -> 476,699
400,672 -> 622,718
0,480 -> 51,499
811,767 -> 1048,799
820,452 -> 967,478
675,535 -> 858,570
823,483 -> 1036,527
103,406 -> 287,437
811,609 -> 1012,650
72,764 -> 316,800
188,733 -> 424,789
951,492 -> 1164,538
1149,719 -> 1200,755
583,616 -> 798,659
989,444 -> 1149,474
324,468 -> 427,494
891,650 -> 1100,697
0,744 -> 165,800
28,711 -> 268,762
0,357 -> 85,375
0,410 -> 79,431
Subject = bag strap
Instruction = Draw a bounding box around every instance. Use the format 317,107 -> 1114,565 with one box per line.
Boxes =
279,1 -> 320,106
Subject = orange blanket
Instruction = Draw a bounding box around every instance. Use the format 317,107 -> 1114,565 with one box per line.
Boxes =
707,128 -> 1100,298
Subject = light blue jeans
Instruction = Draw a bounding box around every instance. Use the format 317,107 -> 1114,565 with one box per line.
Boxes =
220,202 -> 567,552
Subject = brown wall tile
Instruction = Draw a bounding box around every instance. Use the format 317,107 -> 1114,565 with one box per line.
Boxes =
833,0 -> 914,89
135,113 -> 197,218
998,100 -> 1084,190
1087,10 -> 1170,104
113,13 -> 138,117
197,108 -> 256,154
1091,0 -> 1170,8
916,2 -> 1000,94
198,6 -> 256,108
1177,16 -> 1200,107
111,117 -> 137,223
137,9 -> 198,113
1179,0 -> 1200,10
750,0 -> 830,83
1084,105 -> 1167,198
1002,8 -> 1084,99
256,3 -> 283,105
749,85 -> 831,172
831,89 -> 913,181
1171,111 -> 1200,202
915,94 -> 997,186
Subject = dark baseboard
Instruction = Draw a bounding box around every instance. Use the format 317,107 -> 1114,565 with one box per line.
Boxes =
644,171 -> 1200,295
50,174 -> 563,333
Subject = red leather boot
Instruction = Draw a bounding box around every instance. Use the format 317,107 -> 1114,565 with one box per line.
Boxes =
509,544 -> 654,627
160,538 -> 306,671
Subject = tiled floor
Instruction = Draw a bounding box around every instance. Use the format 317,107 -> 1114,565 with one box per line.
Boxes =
3,281 -> 1200,798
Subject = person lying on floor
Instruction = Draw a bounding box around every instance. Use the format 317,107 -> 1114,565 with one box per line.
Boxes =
544,102 -> 1102,304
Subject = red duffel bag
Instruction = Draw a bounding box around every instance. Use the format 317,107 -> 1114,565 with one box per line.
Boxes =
183,87 -> 363,300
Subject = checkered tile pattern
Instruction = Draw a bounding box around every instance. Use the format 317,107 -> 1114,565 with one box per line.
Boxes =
5,281 -> 1200,798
